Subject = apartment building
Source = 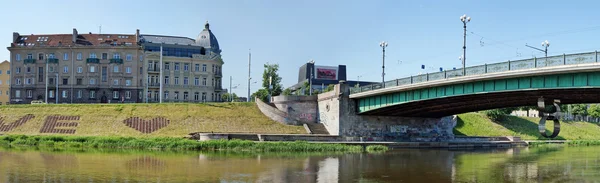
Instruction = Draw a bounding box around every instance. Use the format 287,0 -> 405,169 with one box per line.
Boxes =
0,60 -> 9,104
8,29 -> 143,104
140,21 -> 224,102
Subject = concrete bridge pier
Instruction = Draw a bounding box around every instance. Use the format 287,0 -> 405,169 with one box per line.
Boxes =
317,82 -> 457,142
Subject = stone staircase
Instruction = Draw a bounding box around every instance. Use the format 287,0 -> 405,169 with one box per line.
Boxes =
306,123 -> 329,135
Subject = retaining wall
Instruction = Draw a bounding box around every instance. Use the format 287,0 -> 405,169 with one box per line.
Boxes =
272,95 -> 318,123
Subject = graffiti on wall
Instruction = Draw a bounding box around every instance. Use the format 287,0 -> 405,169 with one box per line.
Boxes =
299,113 -> 313,121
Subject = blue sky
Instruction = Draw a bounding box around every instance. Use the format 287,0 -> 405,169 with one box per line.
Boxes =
2,0 -> 600,97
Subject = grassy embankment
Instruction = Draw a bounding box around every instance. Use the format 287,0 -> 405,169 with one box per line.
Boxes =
455,112 -> 600,145
0,102 -> 305,137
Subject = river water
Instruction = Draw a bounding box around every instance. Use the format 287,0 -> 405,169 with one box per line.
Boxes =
1,146 -> 599,182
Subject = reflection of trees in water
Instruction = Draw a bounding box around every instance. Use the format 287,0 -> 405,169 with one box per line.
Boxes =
454,147 -> 600,182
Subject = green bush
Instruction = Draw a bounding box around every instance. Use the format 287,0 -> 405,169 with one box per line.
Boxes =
483,108 -> 516,122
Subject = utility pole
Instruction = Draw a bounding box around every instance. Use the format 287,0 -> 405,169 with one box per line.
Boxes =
308,60 -> 315,95
230,76 -> 232,102
247,49 -> 251,102
45,54 -> 48,104
55,73 -> 58,104
460,14 -> 471,77
159,44 -> 163,103
526,40 -> 550,66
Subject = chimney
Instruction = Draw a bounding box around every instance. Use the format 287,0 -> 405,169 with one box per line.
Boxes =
136,29 -> 140,43
12,32 -> 20,43
72,28 -> 78,43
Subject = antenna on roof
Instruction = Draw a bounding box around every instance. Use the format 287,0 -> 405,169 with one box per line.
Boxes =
99,25 -> 102,34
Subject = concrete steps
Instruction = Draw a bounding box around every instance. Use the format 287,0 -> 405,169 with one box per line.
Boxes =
306,123 -> 329,135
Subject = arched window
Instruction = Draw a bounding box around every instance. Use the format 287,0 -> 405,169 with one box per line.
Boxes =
200,47 -> 206,55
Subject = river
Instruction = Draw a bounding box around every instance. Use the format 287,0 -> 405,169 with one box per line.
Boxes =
0,146 -> 599,182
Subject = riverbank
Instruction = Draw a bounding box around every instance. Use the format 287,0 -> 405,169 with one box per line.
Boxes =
0,103 -> 305,137
0,135 -> 388,152
454,113 -> 600,140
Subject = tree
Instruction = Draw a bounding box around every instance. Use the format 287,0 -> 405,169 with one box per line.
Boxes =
222,93 -> 238,102
302,81 -> 310,95
571,104 -> 588,116
262,64 -> 283,97
484,107 -> 517,122
324,84 -> 335,92
251,89 -> 269,102
587,104 -> 600,118
282,88 -> 292,96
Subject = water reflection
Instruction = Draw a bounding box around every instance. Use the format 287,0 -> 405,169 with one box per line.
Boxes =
2,146 -> 600,182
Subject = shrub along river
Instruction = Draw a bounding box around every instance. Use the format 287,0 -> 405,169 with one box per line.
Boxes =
1,145 -> 600,182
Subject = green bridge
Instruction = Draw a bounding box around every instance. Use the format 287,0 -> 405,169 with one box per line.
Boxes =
349,51 -> 600,117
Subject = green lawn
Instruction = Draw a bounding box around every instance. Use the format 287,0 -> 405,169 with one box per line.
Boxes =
455,112 -> 600,140
0,103 -> 306,137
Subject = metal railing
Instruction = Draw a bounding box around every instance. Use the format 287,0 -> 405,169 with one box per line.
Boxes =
351,51 -> 600,94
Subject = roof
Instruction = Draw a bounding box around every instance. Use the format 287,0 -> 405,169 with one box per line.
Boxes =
140,35 -> 196,45
12,33 -> 137,47
195,21 -> 221,54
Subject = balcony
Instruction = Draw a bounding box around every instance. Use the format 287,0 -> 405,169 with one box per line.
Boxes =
147,67 -> 160,73
215,86 -> 223,91
148,82 -> 160,88
110,58 -> 124,64
24,59 -> 36,64
214,71 -> 222,78
86,58 -> 100,64
47,58 -> 59,64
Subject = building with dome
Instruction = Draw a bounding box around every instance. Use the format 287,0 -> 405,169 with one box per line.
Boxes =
7,21 -> 224,104
140,21 -> 224,103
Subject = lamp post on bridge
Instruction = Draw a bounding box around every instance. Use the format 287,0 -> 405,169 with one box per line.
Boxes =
379,41 -> 388,87
460,14 -> 471,77
526,40 -> 550,66
308,59 -> 315,96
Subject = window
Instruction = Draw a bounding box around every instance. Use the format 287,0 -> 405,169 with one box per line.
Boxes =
89,78 -> 96,85
164,76 -> 169,85
90,66 -> 96,73
174,63 -> 180,71
49,78 -> 55,85
175,77 -> 179,85
102,53 -> 108,60
113,65 -> 119,73
90,53 -> 97,59
202,64 -> 207,72
62,79 -> 68,85
113,91 -> 119,99
49,67 -> 54,73
16,67 -> 20,74
6,70 -> 9,75
202,78 -> 207,86
27,90 -> 32,98
76,78 -> 82,85
194,92 -> 199,101
202,92 -> 207,102
38,53 -> 44,60
126,54 -> 132,61
76,53 -> 82,60
184,63 -> 189,71
90,90 -> 96,98
113,79 -> 119,85
48,53 -> 55,59
77,90 -> 82,99
26,53 -> 33,59
16,54 -> 21,61
113,53 -> 121,59
62,90 -> 68,98
212,65 -> 215,72
27,67 -> 31,73
140,67 -> 143,74
25,78 -> 31,85
126,79 -> 131,86
164,62 -> 170,70
174,92 -> 179,100
194,77 -> 199,86
0,80 -> 2,85
77,67 -> 82,73
126,67 -> 131,73
164,91 -> 169,99
125,91 -> 131,99
101,67 -> 107,82
49,90 -> 54,98
63,66 -> 68,73
195,64 -> 200,72
15,90 -> 21,98
139,55 -> 143,62
184,92 -> 189,100
183,77 -> 188,85
16,78 -> 21,85
64,53 -> 69,60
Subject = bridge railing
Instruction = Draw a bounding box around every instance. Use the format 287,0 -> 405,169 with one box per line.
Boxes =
350,51 -> 599,94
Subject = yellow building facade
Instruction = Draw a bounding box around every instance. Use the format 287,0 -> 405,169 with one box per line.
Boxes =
0,60 -> 10,104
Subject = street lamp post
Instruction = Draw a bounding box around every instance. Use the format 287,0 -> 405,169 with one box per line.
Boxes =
525,40 -> 550,66
379,41 -> 388,86
55,73 -> 58,104
460,14 -> 471,76
45,54 -> 49,104
308,59 -> 315,95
